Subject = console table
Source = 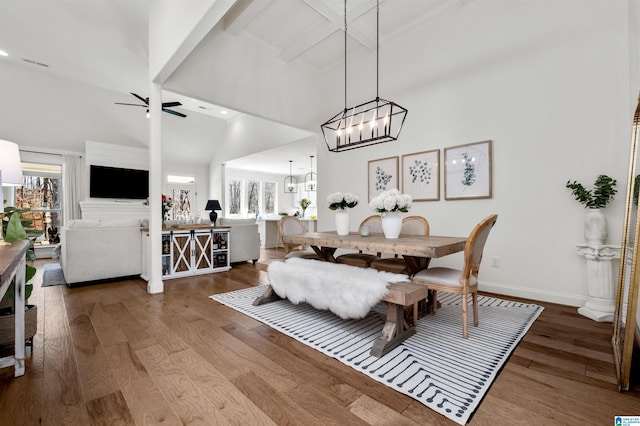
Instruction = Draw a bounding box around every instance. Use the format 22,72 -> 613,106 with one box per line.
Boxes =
0,240 -> 29,377
141,225 -> 231,280
257,218 -> 316,248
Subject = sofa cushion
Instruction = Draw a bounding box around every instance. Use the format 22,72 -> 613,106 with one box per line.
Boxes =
98,219 -> 141,227
66,219 -> 141,229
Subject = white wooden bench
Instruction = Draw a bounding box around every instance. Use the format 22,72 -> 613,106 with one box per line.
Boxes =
253,279 -> 427,358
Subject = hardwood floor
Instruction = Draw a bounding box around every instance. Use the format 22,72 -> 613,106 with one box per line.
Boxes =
1,248 -> 639,425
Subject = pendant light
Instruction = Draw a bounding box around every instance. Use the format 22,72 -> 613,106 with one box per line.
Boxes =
321,0 -> 407,152
284,160 -> 298,193
304,155 -> 317,191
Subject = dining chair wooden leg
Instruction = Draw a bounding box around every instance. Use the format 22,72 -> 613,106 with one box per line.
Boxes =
473,292 -> 479,327
413,302 -> 418,325
431,290 -> 438,313
462,293 -> 469,339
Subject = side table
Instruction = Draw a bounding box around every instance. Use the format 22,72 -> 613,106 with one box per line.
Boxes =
0,240 -> 29,377
576,243 -> 620,322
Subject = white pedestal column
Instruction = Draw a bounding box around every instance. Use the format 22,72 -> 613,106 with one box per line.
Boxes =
576,244 -> 620,322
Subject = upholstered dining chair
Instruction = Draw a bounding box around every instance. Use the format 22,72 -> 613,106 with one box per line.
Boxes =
335,215 -> 383,267
411,214 -> 498,338
279,216 -> 321,260
369,215 -> 430,275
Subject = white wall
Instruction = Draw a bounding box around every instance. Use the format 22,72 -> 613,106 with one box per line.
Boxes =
311,0 -> 634,306
170,0 -> 637,306
205,114 -> 314,202
165,26 -> 323,130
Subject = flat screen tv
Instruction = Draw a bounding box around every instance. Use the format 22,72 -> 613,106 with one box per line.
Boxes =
89,165 -> 149,200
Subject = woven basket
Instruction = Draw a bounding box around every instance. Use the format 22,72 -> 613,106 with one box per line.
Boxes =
0,305 -> 37,346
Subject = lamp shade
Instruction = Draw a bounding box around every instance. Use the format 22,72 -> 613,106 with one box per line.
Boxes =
205,199 -> 222,211
0,139 -> 23,186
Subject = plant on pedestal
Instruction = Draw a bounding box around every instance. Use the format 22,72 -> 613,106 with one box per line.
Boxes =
566,175 -> 617,245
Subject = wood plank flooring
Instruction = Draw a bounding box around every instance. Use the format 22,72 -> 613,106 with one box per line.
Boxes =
1,249 -> 639,425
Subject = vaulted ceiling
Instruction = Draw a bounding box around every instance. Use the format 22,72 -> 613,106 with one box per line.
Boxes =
0,0 -> 455,171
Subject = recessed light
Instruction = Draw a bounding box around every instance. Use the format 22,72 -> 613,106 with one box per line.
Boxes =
220,110 -> 228,115
0,50 -> 8,57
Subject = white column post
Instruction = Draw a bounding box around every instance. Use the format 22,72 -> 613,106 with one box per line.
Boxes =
576,244 -> 620,322
147,82 -> 164,294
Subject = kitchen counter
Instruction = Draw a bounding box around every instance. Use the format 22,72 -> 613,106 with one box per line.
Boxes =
257,218 -> 316,248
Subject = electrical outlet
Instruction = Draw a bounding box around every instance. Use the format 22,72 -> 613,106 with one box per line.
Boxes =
491,256 -> 500,267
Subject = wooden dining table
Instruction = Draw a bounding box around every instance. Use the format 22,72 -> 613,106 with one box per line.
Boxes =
282,231 -> 467,276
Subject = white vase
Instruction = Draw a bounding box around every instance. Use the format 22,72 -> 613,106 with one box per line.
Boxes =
584,208 -> 608,245
335,209 -> 350,236
382,212 -> 402,239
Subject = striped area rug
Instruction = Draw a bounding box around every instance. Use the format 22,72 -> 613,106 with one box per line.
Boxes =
210,286 -> 543,425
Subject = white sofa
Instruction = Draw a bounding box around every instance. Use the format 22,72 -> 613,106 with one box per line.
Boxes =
217,218 -> 261,264
60,219 -> 142,286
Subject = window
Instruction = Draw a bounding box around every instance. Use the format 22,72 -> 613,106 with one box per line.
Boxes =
14,162 -> 62,243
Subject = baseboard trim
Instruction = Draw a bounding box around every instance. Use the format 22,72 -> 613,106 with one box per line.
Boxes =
147,279 -> 164,294
479,280 -> 587,307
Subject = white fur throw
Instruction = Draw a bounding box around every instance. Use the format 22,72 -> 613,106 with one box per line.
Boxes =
267,258 -> 409,319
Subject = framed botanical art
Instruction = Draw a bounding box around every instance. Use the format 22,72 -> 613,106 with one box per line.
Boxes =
368,156 -> 399,201
444,140 -> 493,200
402,149 -> 440,201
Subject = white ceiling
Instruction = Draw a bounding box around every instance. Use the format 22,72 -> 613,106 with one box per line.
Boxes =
232,0 -> 449,70
0,0 -> 452,173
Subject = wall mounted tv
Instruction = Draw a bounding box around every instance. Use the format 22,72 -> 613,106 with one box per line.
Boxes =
89,165 -> 149,200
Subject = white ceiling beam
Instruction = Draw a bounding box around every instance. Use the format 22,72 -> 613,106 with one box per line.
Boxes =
305,0 -> 378,50
224,0 -> 273,36
281,0 -> 383,63
279,20 -> 340,63
152,0 -> 237,84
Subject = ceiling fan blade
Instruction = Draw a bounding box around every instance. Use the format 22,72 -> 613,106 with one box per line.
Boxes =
162,101 -> 182,108
115,102 -> 147,107
131,92 -> 148,104
163,108 -> 187,118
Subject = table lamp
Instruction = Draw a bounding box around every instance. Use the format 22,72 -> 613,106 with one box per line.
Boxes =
205,199 -> 222,226
0,140 -> 24,245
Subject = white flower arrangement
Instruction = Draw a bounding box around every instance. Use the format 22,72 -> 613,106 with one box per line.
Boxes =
327,192 -> 359,210
369,188 -> 412,213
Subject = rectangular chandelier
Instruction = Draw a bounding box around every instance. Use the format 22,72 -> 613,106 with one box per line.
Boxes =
321,97 -> 407,152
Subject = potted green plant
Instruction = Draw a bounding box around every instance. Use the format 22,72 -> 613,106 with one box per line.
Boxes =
566,175 -> 617,244
0,207 -> 39,348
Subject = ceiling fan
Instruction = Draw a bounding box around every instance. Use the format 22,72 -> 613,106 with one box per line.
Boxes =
115,92 -> 187,118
